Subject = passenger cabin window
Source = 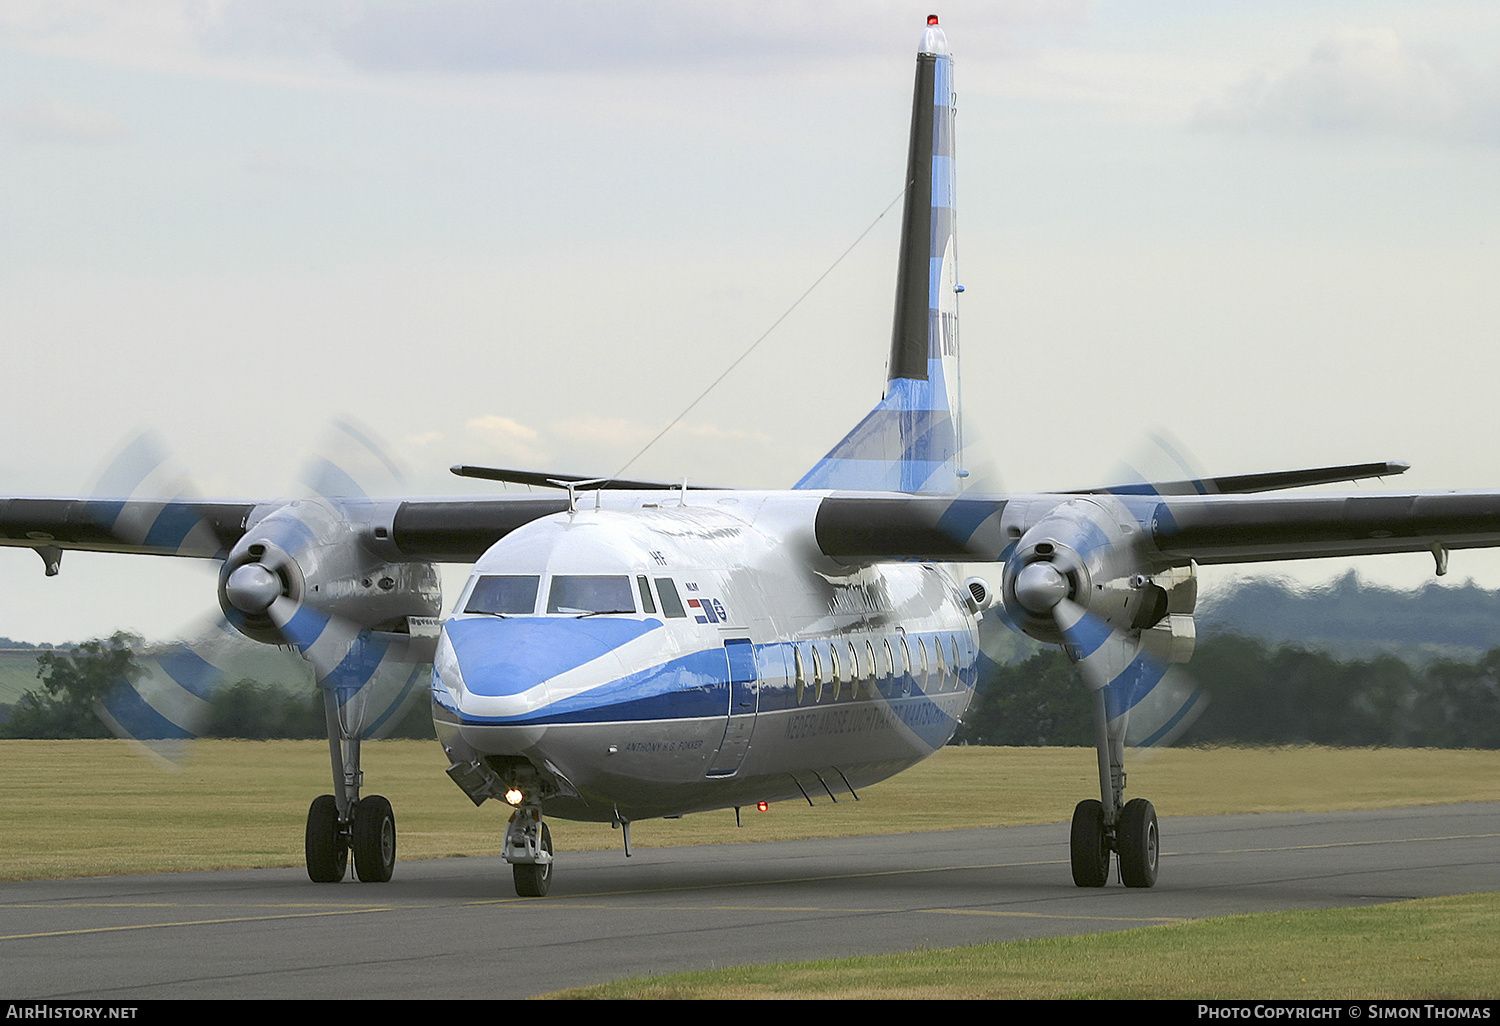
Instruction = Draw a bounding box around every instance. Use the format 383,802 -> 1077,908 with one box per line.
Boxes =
464,575 -> 540,615
654,578 -> 687,618
547,575 -> 635,615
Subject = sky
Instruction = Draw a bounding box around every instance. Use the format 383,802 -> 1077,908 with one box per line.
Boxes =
2,0 -> 1499,644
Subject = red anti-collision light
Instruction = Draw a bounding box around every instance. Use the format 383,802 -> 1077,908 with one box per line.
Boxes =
928,15 -> 939,26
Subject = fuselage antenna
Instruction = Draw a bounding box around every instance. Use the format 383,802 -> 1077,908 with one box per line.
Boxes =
550,478 -> 609,513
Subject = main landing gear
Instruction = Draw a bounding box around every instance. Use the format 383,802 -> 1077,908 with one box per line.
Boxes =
1070,690 -> 1159,888
304,690 -> 397,884
1070,796 -> 1158,888
305,792 -> 397,883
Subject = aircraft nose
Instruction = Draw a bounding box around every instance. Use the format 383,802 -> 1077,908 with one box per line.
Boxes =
440,616 -> 661,720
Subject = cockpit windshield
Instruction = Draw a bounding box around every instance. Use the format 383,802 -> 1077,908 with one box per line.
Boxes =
547,575 -> 636,615
463,575 -> 540,615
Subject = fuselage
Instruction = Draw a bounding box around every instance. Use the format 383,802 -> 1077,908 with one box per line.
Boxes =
431,491 -> 980,822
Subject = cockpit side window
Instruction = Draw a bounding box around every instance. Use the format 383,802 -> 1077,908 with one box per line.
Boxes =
547,575 -> 636,615
464,575 -> 540,615
636,575 -> 657,614
654,577 -> 687,618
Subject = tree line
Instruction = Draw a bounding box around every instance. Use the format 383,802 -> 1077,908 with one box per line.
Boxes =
0,632 -> 433,740
953,634 -> 1500,749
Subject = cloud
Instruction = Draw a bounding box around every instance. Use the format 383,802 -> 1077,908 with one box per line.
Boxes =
0,0 -> 1084,80
465,414 -> 547,463
673,421 -> 777,446
242,148 -> 348,182
1193,27 -> 1500,145
0,98 -> 128,144
550,415 -> 656,450
459,415 -> 778,479
193,0 -> 883,74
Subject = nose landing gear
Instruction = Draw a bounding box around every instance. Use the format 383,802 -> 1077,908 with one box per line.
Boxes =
505,804 -> 555,897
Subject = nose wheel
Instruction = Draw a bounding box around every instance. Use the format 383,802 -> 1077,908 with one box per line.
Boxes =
512,823 -> 554,897
504,804 -> 555,897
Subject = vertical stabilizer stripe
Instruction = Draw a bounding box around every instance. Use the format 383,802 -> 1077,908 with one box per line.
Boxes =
888,53 -> 939,384
797,33 -> 960,495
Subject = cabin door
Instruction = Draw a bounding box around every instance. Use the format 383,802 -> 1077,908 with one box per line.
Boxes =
705,637 -> 760,777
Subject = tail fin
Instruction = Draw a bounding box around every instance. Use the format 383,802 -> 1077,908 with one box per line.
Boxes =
795,18 -> 962,494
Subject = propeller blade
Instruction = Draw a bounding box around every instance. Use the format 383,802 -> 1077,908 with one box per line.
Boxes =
85,422 -> 433,757
92,617 -> 265,761
1053,596 -> 1208,748
1123,663 -> 1208,748
262,594 -> 429,738
86,431 -> 222,557
298,418 -> 407,500
289,419 -> 433,736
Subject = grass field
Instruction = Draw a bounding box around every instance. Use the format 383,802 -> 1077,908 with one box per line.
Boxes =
1,740 -> 1496,879
543,893 -> 1500,999
4,740 -> 1496,1000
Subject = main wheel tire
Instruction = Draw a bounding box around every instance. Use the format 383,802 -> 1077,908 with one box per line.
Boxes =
1070,798 -> 1111,887
305,794 -> 348,883
1117,798 -> 1159,888
352,795 -> 397,883
512,822 -> 553,898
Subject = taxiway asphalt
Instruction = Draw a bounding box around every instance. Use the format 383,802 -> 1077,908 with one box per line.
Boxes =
2,802 -> 1497,999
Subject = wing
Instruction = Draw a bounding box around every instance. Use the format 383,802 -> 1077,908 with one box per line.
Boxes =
13,484 -> 1496,571
1148,491 -> 1500,565
449,466 -> 725,491
0,492 -> 572,748
1060,460 -> 1411,497
0,497 -> 257,563
810,485 -> 1500,568
0,495 -> 573,568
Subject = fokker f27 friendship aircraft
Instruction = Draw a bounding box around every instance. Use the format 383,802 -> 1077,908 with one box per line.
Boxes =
5,17 -> 1500,897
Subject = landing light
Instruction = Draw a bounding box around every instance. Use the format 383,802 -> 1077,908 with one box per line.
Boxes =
504,788 -> 525,806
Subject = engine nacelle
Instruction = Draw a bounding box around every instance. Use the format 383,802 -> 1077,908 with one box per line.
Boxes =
1000,496 -> 1188,647
218,499 -> 440,646
1139,562 -> 1198,664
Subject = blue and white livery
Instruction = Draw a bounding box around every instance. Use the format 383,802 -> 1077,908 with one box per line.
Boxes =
6,17 -> 1500,895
